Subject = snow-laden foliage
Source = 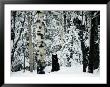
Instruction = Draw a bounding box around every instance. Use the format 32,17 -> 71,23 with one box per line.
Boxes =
11,11 -> 100,74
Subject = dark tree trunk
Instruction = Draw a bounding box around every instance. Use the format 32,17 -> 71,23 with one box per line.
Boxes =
88,13 -> 100,73
51,54 -> 60,72
88,19 -> 95,73
63,11 -> 66,33
80,11 -> 88,72
11,11 -> 16,42
11,28 -> 23,64
88,29 -> 94,73
79,29 -> 87,72
81,41 -> 87,72
24,51 -> 25,72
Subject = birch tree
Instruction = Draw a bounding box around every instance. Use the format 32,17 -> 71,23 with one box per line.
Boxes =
36,11 -> 46,74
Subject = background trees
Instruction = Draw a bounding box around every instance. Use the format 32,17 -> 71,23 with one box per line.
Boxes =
11,10 -> 100,74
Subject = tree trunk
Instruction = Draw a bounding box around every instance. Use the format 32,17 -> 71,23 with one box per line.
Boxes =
36,11 -> 46,74
51,54 -> 60,72
88,27 -> 94,73
11,11 -> 25,72
11,28 -> 23,64
88,12 -> 94,73
24,51 -> 25,72
81,11 -> 88,72
80,29 -> 87,72
11,11 -> 16,42
88,12 -> 100,73
63,11 -> 66,33
28,12 -> 33,72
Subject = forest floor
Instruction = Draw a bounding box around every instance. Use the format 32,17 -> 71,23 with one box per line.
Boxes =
11,63 -> 100,77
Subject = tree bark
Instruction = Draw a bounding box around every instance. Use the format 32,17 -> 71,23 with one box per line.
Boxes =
36,12 -> 46,74
63,11 -> 66,33
11,27 -> 23,64
88,12 -> 100,73
88,12 -> 94,73
11,11 -> 16,42
28,12 -> 33,72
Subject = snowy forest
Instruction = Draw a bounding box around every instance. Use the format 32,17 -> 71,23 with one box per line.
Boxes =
11,11 -> 100,75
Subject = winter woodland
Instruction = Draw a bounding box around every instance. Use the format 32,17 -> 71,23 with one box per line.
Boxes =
11,11 -> 100,75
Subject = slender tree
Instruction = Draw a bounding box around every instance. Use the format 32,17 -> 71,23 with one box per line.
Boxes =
28,12 -> 34,72
11,11 -> 26,72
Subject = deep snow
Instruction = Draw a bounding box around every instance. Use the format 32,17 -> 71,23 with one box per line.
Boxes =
11,64 -> 99,77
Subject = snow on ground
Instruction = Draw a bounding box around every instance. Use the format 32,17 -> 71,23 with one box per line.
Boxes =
11,64 -> 99,77
44,63 -> 100,77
